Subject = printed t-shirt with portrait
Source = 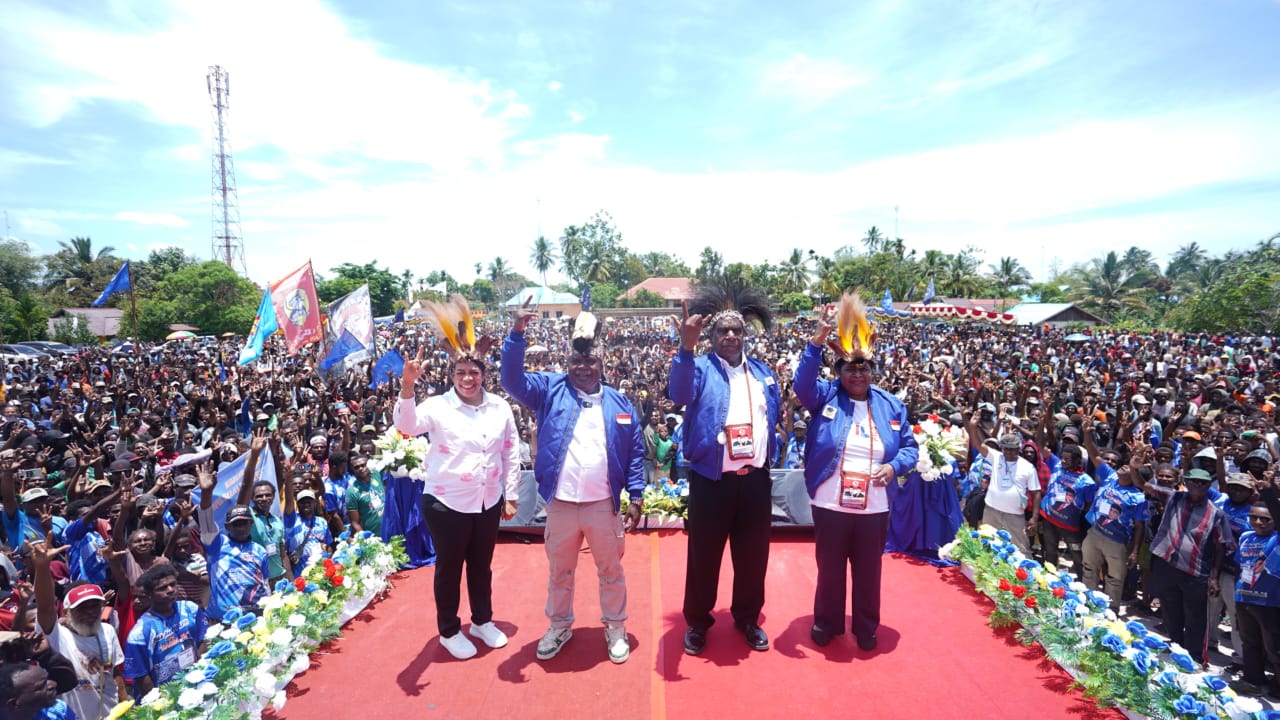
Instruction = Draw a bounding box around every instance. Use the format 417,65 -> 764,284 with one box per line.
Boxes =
123,600 -> 208,686
1084,479 -> 1148,545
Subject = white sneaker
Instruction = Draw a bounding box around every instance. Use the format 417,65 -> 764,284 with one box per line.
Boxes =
605,625 -> 630,664
536,627 -> 573,660
469,621 -> 509,649
439,631 -> 477,660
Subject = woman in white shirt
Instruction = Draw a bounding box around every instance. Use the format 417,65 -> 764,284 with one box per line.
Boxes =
394,296 -> 521,661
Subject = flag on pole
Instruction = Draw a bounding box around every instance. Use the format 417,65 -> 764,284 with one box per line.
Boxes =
881,288 -> 894,313
238,289 -> 278,365
191,450 -> 279,534
320,329 -> 365,372
580,284 -> 592,311
923,278 -> 937,305
318,284 -> 374,381
392,306 -> 405,324
371,349 -> 405,388
270,261 -> 323,355
91,261 -> 132,307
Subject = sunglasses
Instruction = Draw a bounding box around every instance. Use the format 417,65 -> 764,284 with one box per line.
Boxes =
1248,515 -> 1273,523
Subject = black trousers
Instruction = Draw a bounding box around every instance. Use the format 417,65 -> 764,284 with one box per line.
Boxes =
421,494 -> 502,637
1236,601 -> 1280,689
812,507 -> 888,640
682,468 -> 772,631
1152,556 -> 1210,664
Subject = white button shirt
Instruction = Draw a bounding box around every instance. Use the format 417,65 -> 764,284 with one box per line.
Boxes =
717,354 -> 769,472
394,390 -> 521,514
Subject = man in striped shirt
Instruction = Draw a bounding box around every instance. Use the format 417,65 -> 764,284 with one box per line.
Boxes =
1132,455 -> 1232,665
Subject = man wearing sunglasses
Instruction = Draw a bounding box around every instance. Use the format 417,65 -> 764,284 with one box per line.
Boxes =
1230,501 -> 1279,698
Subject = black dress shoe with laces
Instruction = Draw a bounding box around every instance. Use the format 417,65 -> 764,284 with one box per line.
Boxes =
683,627 -> 707,656
856,634 -> 878,651
736,623 -> 770,651
810,625 -> 832,647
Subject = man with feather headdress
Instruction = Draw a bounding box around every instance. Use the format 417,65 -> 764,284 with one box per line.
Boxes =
669,281 -> 782,656
500,299 -> 646,665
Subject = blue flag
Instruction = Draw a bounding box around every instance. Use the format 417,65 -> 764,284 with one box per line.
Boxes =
91,261 -> 132,307
881,288 -> 894,312
580,284 -> 592,311
238,289 -> 278,365
371,349 -> 405,388
191,450 -> 279,534
321,329 -> 365,372
393,306 -> 405,324
923,278 -> 936,305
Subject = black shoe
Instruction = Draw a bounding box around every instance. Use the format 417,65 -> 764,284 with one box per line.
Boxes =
810,625 -> 832,647
1223,663 -> 1243,675
856,634 -> 878,651
736,623 -> 770,651
683,627 -> 707,656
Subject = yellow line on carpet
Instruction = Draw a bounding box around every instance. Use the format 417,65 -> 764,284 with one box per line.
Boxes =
650,532 -> 667,720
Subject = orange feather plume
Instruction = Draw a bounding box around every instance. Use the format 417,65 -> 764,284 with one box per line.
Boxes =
833,291 -> 873,358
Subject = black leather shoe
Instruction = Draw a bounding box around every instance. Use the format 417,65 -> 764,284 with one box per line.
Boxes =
683,627 -> 707,656
810,625 -> 831,647
856,634 -> 878,651
737,623 -> 770,651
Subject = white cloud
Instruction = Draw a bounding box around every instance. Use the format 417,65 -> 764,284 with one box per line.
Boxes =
114,211 -> 190,228
756,54 -> 869,105
547,80 -> 563,92
567,110 -> 585,124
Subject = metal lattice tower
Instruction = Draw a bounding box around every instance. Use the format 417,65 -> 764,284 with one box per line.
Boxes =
207,65 -> 246,274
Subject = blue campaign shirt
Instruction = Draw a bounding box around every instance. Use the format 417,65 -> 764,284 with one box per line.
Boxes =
283,511 -> 332,573
35,700 -> 75,720
1214,496 -> 1253,540
1040,467 -> 1096,532
205,532 -> 270,621
1,511 -> 68,549
323,473 -> 354,518
1234,531 -> 1280,608
123,600 -> 208,687
1085,480 -> 1148,545
63,517 -> 110,584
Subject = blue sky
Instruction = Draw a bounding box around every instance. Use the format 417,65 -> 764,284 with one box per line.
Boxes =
2,0 -> 1278,290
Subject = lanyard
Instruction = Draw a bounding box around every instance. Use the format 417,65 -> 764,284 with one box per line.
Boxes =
837,398 -> 876,476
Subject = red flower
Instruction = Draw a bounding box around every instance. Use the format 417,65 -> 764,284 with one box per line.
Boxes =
294,577 -> 307,591
912,425 -> 922,434
334,563 -> 345,574
332,575 -> 345,587
1011,585 -> 1026,599
1024,596 -> 1038,609
999,579 -> 1012,592
324,566 -> 335,579
928,414 -> 940,423
1015,567 -> 1029,581
322,558 -> 335,572
1052,586 -> 1066,599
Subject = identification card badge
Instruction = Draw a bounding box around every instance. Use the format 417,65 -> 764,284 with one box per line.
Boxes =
822,405 -> 837,420
840,470 -> 869,510
177,641 -> 196,668
725,423 -> 755,460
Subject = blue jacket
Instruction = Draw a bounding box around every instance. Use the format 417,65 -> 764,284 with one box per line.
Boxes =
500,330 -> 644,511
668,348 -> 782,480
793,342 -> 918,497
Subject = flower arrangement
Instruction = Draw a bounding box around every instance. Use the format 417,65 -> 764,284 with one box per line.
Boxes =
630,480 -> 689,521
912,415 -> 966,481
368,428 -> 432,479
940,526 -> 1264,720
123,533 -> 408,720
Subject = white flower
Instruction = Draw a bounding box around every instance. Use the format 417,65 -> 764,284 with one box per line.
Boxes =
272,690 -> 287,712
271,627 -> 294,646
260,595 -> 285,611
178,688 -> 205,710
290,654 -> 311,674
938,540 -> 956,560
254,671 -> 278,697
221,625 -> 242,640
1224,695 -> 1262,719
198,681 -> 219,697
287,612 -> 306,627
184,668 -> 206,685
204,623 -> 225,638
1069,581 -> 1087,593
140,688 -> 162,705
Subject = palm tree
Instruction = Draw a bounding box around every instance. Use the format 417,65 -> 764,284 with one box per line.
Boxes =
487,257 -> 510,283
581,243 -> 612,284
861,226 -> 885,254
1068,251 -> 1150,320
530,235 -> 556,287
1165,242 -> 1206,278
44,236 -> 117,296
778,249 -> 810,293
988,256 -> 1032,310
810,256 -> 838,304
559,226 -> 584,283
1120,246 -> 1157,277
941,251 -> 983,298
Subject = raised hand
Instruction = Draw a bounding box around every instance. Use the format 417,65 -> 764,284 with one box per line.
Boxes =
675,300 -> 707,352
512,295 -> 537,332
196,461 -> 216,493
810,313 -> 834,347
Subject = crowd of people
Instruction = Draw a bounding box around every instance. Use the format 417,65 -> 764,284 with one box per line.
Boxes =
1,288 -> 1279,716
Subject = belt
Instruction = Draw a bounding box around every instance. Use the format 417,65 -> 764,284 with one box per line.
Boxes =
726,466 -> 761,476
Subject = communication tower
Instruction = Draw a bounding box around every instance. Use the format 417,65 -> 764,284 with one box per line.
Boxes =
207,65 -> 246,274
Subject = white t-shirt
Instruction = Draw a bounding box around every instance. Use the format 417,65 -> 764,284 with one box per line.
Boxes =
555,388 -> 612,503
718,355 -> 770,472
812,400 -> 889,515
42,620 -> 124,720
983,448 -> 1041,515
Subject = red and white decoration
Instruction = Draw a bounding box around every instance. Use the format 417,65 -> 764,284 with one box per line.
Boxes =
907,303 -> 1016,325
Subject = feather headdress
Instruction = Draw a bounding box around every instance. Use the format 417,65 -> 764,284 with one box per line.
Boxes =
422,294 -> 496,361
571,311 -> 603,355
688,276 -> 775,332
827,291 -> 875,361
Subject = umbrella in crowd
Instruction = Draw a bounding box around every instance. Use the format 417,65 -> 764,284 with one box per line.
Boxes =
1064,333 -> 1091,342
166,330 -> 197,340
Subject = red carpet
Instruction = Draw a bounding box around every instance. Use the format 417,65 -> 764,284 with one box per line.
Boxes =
271,533 -> 1123,720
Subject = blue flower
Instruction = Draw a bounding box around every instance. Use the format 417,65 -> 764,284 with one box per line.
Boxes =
1100,632 -> 1127,655
206,641 -> 235,659
1172,694 -> 1205,717
236,614 -> 258,630
981,538 -> 992,549
1087,591 -> 1109,610
358,530 -> 373,540
1058,572 -> 1073,585
1169,650 -> 1197,673
1124,620 -> 1147,637
1142,635 -> 1168,652
1130,650 -> 1152,675
1153,671 -> 1177,687
274,579 -> 292,594
1061,599 -> 1078,618
1089,625 -> 1108,638
235,658 -> 246,672
304,583 -> 319,593
222,608 -> 243,624
1200,675 -> 1228,693
996,529 -> 1012,542
202,665 -> 219,682
969,530 -> 980,538
338,530 -> 351,541
1018,559 -> 1041,571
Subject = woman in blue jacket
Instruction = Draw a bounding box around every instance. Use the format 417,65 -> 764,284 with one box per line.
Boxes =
793,294 -> 917,651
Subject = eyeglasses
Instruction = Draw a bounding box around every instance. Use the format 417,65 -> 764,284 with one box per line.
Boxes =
1248,515 -> 1273,523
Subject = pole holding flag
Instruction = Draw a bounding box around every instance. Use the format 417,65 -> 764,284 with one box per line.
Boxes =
239,289 -> 279,365
91,261 -> 132,307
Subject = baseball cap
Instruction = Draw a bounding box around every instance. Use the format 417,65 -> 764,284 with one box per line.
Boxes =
793,420 -> 807,430
173,473 -> 198,489
979,402 -> 996,413
296,489 -> 317,501
1180,430 -> 1202,441
20,487 -> 49,503
107,459 -> 131,474
1062,426 -> 1082,440
255,413 -> 269,422
1224,473 -> 1254,489
360,424 -> 376,434
1184,468 -> 1213,483
1131,394 -> 1150,405
999,433 -> 1021,449
225,505 -> 253,524
65,584 -> 106,609
85,479 -> 112,493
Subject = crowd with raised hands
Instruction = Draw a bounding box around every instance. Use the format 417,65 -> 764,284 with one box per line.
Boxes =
1,296 -> 1280,714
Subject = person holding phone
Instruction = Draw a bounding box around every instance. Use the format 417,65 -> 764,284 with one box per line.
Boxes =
396,295 -> 520,661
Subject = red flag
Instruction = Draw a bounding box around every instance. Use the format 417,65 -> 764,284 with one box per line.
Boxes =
270,261 -> 322,355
